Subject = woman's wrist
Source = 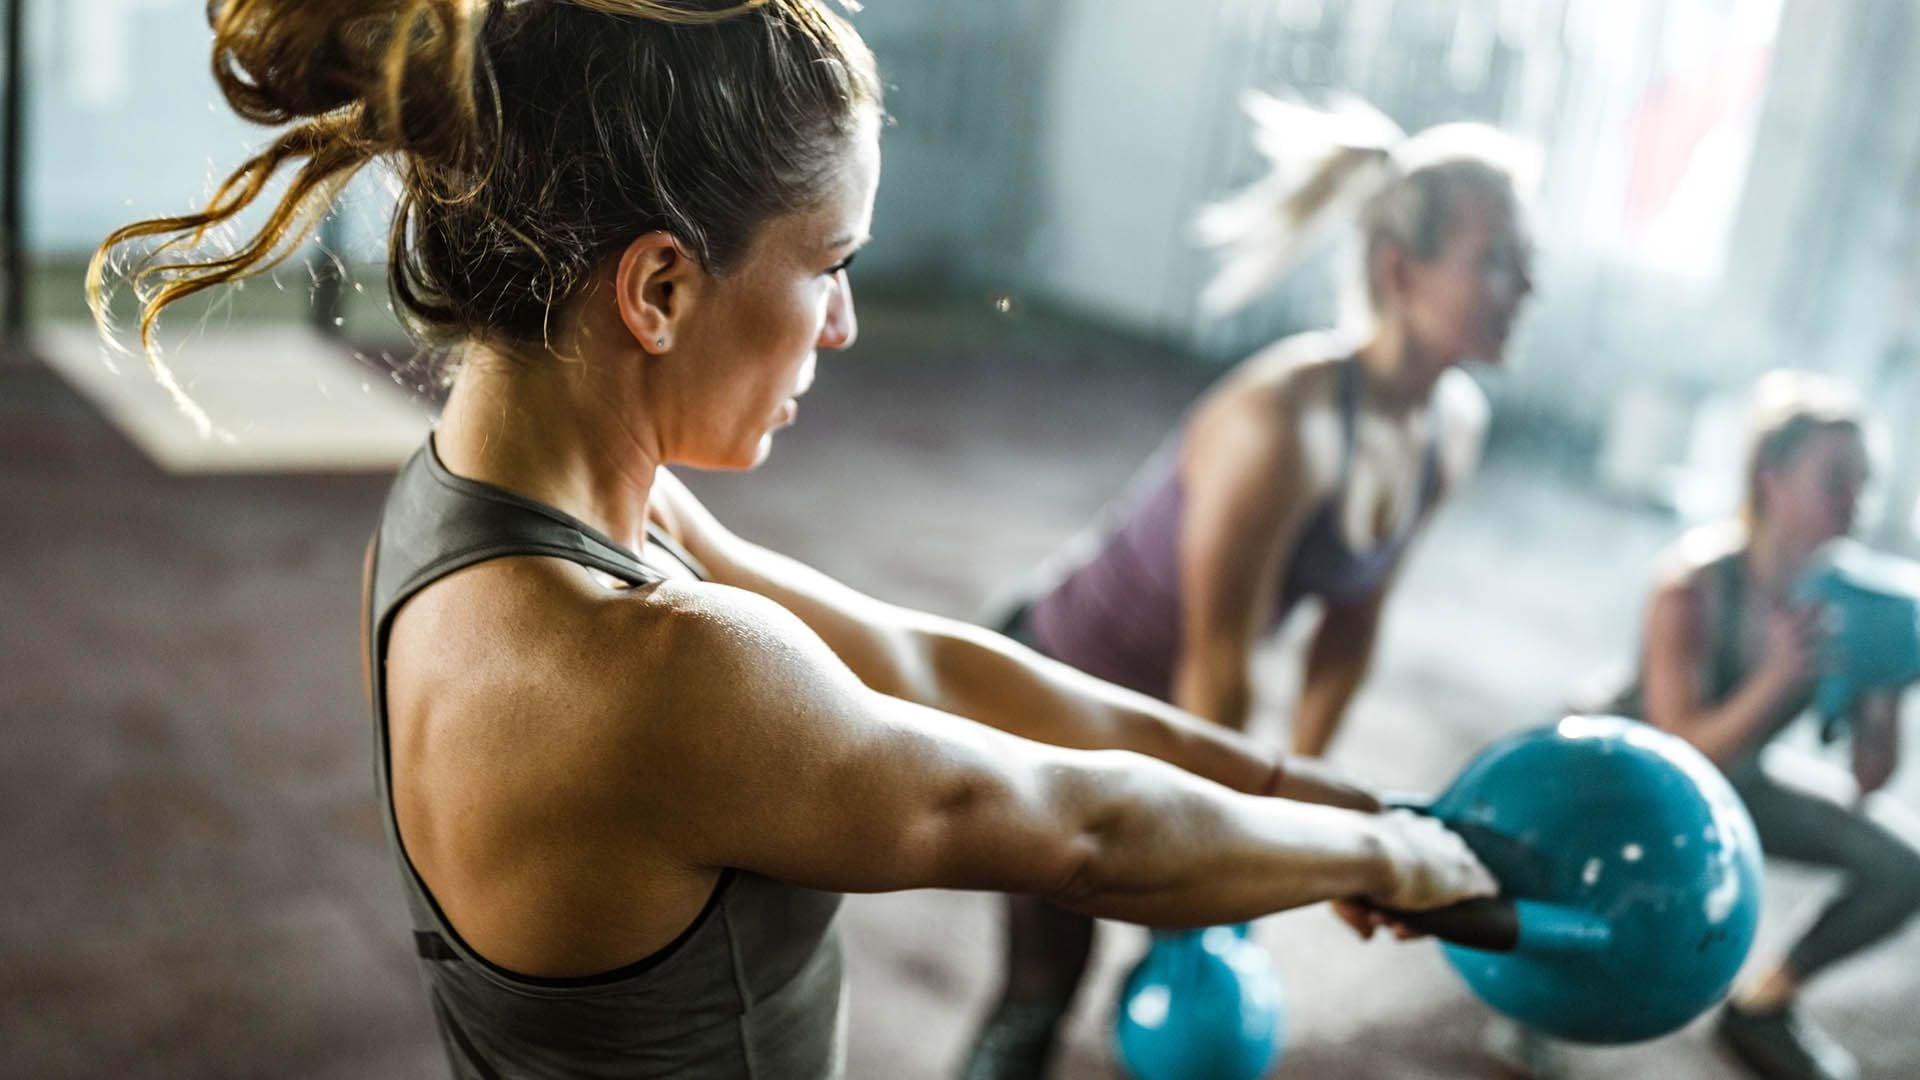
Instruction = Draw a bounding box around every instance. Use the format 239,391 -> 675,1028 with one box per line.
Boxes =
1352,814 -> 1403,903
1266,753 -> 1384,812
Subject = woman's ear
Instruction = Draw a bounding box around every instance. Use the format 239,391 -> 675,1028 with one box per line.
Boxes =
1371,241 -> 1411,309
1753,465 -> 1783,520
614,232 -> 697,354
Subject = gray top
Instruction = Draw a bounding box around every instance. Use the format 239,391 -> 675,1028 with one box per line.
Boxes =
1602,545 -> 1813,771
365,439 -> 846,1078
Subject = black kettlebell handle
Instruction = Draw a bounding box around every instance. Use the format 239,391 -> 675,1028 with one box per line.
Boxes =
1377,897 -> 1522,953
1374,793 -> 1524,953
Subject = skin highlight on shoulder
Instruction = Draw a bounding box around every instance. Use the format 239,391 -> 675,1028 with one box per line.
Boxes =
1193,337 -> 1352,500
381,555 -> 742,977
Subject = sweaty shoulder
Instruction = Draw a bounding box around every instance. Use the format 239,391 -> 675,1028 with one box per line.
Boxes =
392,550 -> 849,828
558,574 -> 839,771
388,558 -> 865,966
1640,522 -> 1745,633
382,557 -> 770,971
386,557 -> 706,817
1194,332 -> 1352,490
1653,521 -> 1745,590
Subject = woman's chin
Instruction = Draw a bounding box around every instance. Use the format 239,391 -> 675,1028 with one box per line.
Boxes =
685,436 -> 776,473
748,428 -> 785,469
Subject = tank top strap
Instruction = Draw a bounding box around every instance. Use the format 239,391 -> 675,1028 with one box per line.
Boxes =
1414,399 -> 1443,508
1333,356 -> 1449,517
1332,355 -> 1362,495
643,518 -> 711,581
1707,551 -> 1749,698
370,438 -> 667,622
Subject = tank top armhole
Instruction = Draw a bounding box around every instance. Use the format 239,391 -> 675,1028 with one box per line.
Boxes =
372,586 -> 739,994
377,612 -> 738,994
411,865 -> 741,992
1708,552 -> 1748,699
1332,356 -> 1361,493
644,522 -> 712,581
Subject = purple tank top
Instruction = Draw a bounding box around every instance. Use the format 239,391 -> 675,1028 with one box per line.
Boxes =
1026,359 -> 1442,702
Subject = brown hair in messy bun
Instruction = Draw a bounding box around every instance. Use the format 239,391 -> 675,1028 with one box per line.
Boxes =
89,0 -> 880,363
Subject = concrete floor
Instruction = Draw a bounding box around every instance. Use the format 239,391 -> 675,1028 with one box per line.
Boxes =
2,305 -> 1916,1078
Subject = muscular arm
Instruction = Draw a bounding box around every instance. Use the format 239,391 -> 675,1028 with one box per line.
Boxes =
1287,370 -> 1487,758
624,584 -> 1485,926
1165,368 -> 1390,807
1289,382 -> 1479,759
649,469 -> 1327,802
1293,585 -> 1389,758
1169,376 -> 1321,739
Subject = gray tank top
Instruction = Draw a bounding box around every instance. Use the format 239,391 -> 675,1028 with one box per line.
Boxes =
365,439 -> 847,1079
1602,547 -> 1812,768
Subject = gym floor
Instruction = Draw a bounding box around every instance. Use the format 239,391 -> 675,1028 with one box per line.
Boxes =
2,302 -> 1915,1078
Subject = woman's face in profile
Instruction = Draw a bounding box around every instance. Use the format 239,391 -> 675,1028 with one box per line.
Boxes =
1399,189 -> 1534,369
663,114 -> 880,471
1767,427 -> 1869,546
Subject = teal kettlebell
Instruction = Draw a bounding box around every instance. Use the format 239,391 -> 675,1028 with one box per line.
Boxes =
1387,716 -> 1763,1044
1113,923 -> 1283,1080
1793,541 -> 1920,740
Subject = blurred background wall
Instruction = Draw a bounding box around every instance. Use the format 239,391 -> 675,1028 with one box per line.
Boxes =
21,0 -> 1920,542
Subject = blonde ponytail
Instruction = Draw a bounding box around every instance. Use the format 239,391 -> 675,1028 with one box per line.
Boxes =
1194,92 -> 1402,315
1195,92 -> 1533,317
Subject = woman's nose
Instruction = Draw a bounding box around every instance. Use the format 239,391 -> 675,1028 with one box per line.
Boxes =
818,269 -> 857,350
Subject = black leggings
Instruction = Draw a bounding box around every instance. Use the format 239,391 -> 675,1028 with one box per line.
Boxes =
1731,751 -> 1920,981
960,897 -> 1097,1080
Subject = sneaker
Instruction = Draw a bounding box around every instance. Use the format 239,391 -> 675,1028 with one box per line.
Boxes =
959,998 -> 1072,1080
1716,1003 -> 1859,1080
1480,1016 -> 1567,1079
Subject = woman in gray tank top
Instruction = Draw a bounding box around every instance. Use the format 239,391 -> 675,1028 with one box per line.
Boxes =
89,4 -> 1502,1077
968,100 -> 1536,1078
1603,372 -> 1920,1080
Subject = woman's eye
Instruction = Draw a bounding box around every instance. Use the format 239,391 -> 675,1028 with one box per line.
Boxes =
826,253 -> 858,276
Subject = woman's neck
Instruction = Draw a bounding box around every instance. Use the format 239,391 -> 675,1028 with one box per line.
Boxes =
1355,323 -> 1444,417
435,341 -> 663,553
1745,523 -> 1815,606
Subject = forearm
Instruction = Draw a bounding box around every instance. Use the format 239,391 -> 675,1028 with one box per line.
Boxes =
1172,645 -> 1255,734
1656,671 -> 1795,765
1852,691 -> 1901,791
1291,615 -> 1377,758
1051,750 -> 1389,926
919,619 -> 1277,796
1169,646 -> 1379,810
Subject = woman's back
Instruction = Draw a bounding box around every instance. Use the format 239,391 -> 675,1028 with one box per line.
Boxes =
368,443 -> 846,1078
